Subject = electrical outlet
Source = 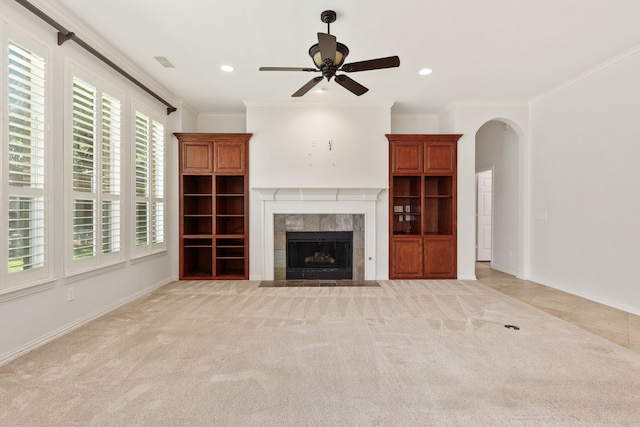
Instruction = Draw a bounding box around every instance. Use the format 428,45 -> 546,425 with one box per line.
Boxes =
67,287 -> 74,302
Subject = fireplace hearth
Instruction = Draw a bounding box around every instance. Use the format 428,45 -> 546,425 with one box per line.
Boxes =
286,231 -> 353,280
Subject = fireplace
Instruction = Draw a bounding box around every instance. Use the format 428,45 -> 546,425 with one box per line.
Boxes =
286,231 -> 353,279
273,214 -> 363,280
251,187 -> 386,281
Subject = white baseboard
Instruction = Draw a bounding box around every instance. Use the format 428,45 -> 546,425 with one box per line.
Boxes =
531,275 -> 640,317
0,278 -> 173,367
488,263 -> 518,277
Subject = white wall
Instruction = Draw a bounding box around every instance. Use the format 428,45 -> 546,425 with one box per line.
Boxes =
438,103 -> 530,280
197,112 -> 439,135
245,102 -> 391,188
197,113 -> 246,132
476,121 -> 519,274
0,1 -> 179,363
245,102 -> 392,280
529,46 -> 640,314
391,114 -> 440,133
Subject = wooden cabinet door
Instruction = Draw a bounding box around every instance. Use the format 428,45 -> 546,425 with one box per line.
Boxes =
425,143 -> 455,174
214,141 -> 246,174
391,142 -> 423,174
390,238 -> 423,278
181,141 -> 213,173
424,236 -> 455,278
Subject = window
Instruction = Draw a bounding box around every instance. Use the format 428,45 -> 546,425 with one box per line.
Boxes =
132,107 -> 165,256
2,38 -> 50,290
67,73 -> 123,273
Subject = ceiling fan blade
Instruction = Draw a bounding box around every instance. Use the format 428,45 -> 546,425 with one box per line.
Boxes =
341,56 -> 400,72
334,75 -> 368,96
317,32 -> 337,64
259,67 -> 318,72
292,76 -> 324,97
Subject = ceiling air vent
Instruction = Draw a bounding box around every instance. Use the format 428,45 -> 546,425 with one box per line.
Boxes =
154,56 -> 176,68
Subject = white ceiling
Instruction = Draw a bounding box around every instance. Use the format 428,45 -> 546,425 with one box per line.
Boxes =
49,0 -> 640,114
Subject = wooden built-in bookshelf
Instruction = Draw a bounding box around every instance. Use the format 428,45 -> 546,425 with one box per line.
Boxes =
174,133 -> 251,279
387,134 -> 461,279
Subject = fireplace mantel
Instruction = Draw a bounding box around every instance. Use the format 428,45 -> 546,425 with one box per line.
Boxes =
251,187 -> 388,280
252,187 -> 386,201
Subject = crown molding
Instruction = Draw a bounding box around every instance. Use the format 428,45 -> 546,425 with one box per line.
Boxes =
444,100 -> 529,111
531,43 -> 640,104
243,100 -> 395,109
390,113 -> 439,119
198,112 -> 247,117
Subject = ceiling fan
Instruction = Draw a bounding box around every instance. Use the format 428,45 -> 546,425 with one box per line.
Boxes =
259,10 -> 400,97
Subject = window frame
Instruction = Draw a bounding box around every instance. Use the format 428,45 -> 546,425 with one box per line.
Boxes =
1,27 -> 53,292
131,100 -> 166,259
64,63 -> 125,276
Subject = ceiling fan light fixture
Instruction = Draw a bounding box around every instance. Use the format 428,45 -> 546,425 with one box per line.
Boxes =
309,42 -> 349,68
259,10 -> 399,97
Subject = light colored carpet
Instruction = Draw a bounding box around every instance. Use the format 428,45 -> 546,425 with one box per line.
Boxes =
2,279 -> 640,426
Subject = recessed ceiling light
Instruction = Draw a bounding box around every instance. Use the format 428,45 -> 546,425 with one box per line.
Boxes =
419,68 -> 433,76
220,65 -> 234,72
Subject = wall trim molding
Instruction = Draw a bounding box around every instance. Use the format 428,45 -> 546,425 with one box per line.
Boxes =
252,187 -> 385,201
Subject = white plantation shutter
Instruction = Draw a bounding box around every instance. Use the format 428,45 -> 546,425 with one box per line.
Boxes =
101,94 -> 121,255
71,79 -> 96,260
151,120 -> 165,244
4,40 -> 49,287
68,74 -> 122,272
134,112 -> 149,247
72,79 -> 95,192
133,109 -> 165,255
8,197 -> 45,271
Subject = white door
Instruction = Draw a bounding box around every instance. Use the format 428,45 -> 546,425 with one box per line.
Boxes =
476,170 -> 492,261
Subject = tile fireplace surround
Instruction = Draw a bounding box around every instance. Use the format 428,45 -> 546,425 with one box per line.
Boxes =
274,214 -> 364,280
252,188 -> 386,281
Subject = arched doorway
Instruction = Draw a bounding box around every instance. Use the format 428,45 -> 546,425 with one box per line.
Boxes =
475,120 -> 519,275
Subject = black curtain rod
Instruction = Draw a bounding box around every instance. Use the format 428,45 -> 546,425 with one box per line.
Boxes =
15,0 -> 177,115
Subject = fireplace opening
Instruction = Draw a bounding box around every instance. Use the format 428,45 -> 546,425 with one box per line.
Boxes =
286,231 -> 353,280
